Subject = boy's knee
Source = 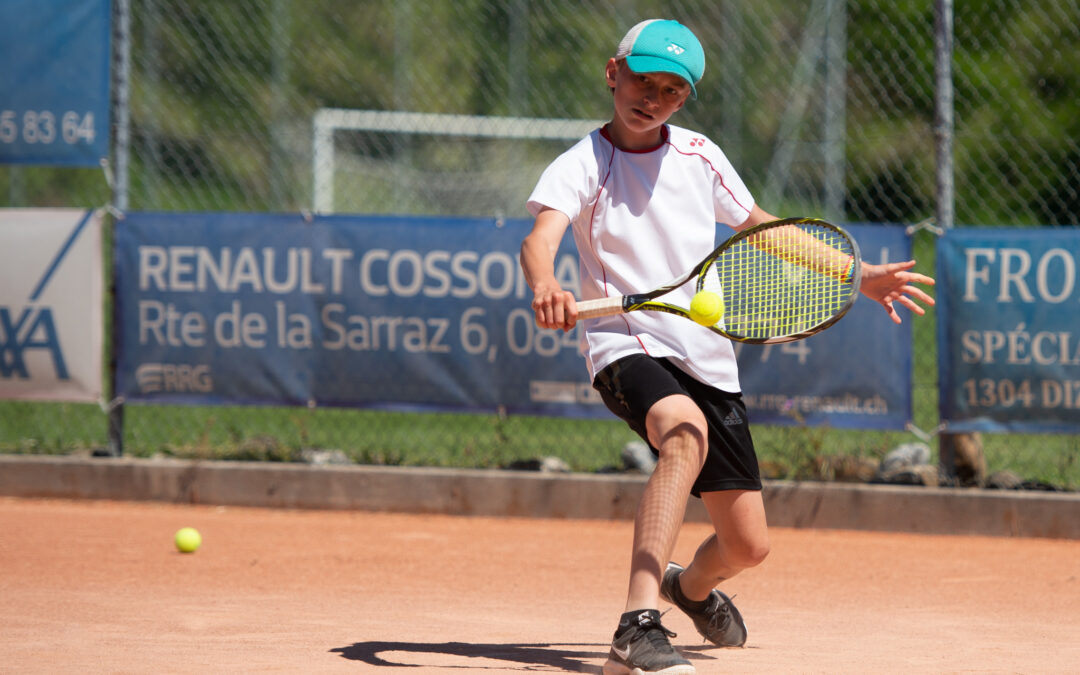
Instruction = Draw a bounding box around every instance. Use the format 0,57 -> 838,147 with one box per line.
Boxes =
720,536 -> 770,571
656,425 -> 705,454
737,540 -> 770,569
647,395 -> 708,449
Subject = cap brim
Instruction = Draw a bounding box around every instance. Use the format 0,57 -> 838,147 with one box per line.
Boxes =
624,55 -> 697,98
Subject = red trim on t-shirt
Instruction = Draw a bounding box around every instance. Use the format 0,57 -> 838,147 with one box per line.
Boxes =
587,133 -> 617,297
665,137 -> 753,218
583,132 -> 617,291
587,132 -> 640,338
635,334 -> 649,353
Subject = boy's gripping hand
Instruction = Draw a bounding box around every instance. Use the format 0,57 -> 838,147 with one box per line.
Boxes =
531,281 -> 578,332
859,260 -> 936,324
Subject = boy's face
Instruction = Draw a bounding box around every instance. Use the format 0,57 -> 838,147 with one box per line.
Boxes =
605,58 -> 691,147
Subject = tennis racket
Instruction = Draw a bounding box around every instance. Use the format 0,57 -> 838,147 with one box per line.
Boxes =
575,217 -> 861,344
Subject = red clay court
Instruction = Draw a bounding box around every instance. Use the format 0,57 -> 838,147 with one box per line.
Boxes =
2,496 -> 1078,673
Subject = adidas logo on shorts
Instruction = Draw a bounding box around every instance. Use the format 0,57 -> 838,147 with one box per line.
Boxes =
722,410 -> 743,427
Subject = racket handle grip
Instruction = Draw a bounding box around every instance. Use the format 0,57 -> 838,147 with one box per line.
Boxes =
576,296 -> 625,320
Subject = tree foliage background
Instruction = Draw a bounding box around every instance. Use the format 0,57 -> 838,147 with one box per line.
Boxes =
3,0 -> 1077,227
2,1 -> 1078,486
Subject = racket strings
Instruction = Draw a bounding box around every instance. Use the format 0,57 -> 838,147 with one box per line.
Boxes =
703,224 -> 855,339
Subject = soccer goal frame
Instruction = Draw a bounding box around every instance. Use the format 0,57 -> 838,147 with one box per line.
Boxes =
311,109 -> 602,214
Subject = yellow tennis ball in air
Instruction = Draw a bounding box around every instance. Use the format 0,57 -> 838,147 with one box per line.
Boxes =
174,527 -> 202,553
689,290 -> 724,327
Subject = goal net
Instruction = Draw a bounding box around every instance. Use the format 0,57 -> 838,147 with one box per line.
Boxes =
312,109 -> 602,219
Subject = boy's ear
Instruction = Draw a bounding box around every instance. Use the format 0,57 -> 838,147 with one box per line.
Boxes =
605,58 -> 619,88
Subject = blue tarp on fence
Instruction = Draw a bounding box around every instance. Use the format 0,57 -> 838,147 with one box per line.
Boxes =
114,213 -> 913,428
937,227 -> 1080,433
0,0 -> 111,166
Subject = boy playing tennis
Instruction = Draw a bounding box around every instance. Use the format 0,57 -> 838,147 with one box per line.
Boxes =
520,19 -> 935,675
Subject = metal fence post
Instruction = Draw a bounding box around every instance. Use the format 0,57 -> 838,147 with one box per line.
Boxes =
107,0 -> 132,457
934,0 -> 960,482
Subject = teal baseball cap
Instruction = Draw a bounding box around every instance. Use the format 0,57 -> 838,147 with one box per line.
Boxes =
615,19 -> 705,98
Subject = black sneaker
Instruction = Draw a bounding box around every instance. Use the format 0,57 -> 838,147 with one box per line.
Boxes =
602,609 -> 695,675
659,561 -> 748,647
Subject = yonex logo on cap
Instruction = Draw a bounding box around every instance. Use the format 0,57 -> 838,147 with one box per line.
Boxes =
615,19 -> 706,98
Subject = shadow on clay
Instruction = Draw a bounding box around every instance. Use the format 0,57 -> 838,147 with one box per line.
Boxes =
331,640 -> 722,672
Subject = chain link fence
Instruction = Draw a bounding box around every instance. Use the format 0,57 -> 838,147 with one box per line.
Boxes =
2,0 -> 1078,485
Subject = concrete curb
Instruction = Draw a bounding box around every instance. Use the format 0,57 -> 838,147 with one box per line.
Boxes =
2,455 -> 1077,539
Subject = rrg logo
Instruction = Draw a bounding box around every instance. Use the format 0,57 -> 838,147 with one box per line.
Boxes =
136,363 -> 213,393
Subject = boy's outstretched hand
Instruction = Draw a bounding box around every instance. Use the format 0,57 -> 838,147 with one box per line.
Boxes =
859,260 -> 936,324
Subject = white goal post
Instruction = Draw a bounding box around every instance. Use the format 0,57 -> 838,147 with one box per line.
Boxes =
311,109 -> 602,214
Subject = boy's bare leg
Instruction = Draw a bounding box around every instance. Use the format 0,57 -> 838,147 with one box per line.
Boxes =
624,394 -> 708,611
676,490 -> 770,601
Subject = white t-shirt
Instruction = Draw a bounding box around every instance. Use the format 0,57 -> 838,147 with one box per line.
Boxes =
527,123 -> 755,392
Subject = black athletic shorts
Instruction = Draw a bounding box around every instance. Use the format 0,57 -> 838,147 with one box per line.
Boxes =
592,353 -> 762,497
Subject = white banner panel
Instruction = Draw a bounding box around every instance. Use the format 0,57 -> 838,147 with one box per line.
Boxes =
0,208 -> 103,402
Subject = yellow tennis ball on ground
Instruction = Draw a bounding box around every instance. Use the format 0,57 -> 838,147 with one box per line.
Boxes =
689,290 -> 724,327
175,527 -> 202,553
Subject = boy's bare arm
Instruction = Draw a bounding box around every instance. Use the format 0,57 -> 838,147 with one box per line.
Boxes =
738,204 -> 935,324
521,207 -> 577,331
735,204 -> 780,231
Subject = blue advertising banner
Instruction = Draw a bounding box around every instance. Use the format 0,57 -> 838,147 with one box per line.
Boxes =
114,213 -> 912,428
0,0 -> 111,166
114,213 -> 598,415
937,228 -> 1080,433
